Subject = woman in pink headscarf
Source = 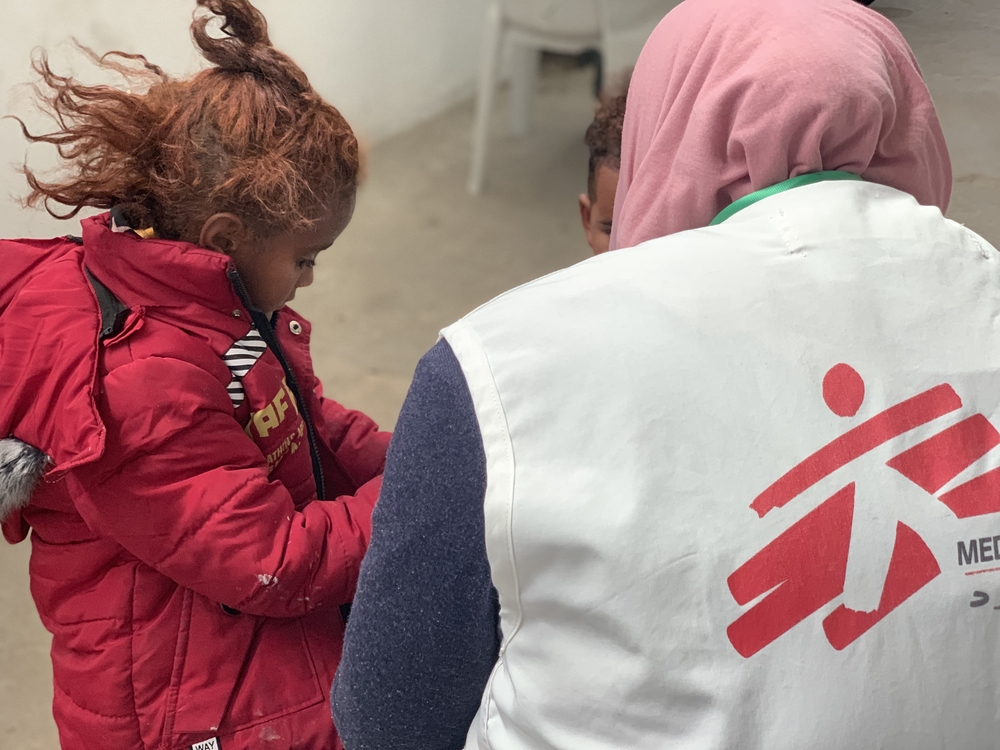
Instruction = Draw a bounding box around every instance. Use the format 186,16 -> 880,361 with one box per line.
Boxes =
334,1 -> 1000,748
611,0 -> 950,249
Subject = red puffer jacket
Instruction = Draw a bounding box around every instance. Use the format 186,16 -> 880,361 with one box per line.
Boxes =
0,214 -> 391,749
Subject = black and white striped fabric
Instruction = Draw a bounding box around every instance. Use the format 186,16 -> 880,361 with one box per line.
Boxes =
223,328 -> 267,409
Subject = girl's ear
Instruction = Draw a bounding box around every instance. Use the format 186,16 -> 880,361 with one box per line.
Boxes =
199,213 -> 249,256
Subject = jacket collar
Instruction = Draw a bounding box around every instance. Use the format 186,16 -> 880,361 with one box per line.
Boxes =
80,213 -> 251,340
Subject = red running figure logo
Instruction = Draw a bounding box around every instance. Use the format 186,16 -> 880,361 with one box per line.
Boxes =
727,364 -> 1000,657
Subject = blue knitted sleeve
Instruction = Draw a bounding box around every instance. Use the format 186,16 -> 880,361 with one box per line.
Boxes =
331,338 -> 499,750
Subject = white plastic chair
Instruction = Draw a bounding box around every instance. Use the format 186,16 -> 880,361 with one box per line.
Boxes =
467,0 -> 679,195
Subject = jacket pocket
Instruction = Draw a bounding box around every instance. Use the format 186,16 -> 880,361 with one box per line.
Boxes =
165,592 -> 329,740
167,591 -> 258,736
215,616 -> 326,733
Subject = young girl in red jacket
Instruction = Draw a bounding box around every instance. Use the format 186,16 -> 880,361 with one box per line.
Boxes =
0,2 -> 388,748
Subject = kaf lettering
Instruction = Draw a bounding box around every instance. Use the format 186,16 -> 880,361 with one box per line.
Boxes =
250,379 -> 300,439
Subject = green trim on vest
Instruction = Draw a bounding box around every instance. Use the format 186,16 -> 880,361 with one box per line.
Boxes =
710,171 -> 864,226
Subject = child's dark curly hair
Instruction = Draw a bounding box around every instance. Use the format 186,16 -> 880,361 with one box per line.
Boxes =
15,0 -> 359,242
584,93 -> 627,199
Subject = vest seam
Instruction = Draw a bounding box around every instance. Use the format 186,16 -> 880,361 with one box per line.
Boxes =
447,321 -> 525,648
442,321 -> 521,748
771,206 -> 803,256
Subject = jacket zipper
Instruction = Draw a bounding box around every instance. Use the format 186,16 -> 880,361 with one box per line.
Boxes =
227,267 -> 326,500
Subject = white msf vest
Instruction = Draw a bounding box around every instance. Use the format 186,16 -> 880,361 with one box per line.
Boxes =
442,180 -> 1000,750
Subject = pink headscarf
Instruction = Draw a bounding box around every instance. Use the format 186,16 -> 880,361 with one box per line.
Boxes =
609,0 -> 952,251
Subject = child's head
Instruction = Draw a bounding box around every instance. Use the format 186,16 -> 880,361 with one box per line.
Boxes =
579,93 -> 626,256
18,0 -> 359,315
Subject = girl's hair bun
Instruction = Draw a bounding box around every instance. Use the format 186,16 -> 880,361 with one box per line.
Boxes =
193,0 -> 309,93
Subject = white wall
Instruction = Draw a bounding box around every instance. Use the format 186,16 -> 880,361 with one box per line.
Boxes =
0,0 -> 490,238
257,0 -> 490,142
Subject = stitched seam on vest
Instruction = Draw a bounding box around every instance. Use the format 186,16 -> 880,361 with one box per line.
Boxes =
479,343 -> 512,750
476,662 -> 504,750
446,321 -> 525,646
486,344 -> 522,651
770,206 -> 801,256
968,231 -> 990,259
442,321 -> 520,750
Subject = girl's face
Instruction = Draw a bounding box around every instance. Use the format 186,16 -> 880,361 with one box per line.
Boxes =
222,193 -> 356,317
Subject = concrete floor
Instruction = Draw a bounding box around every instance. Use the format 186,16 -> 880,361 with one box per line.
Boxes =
2,1 -> 998,745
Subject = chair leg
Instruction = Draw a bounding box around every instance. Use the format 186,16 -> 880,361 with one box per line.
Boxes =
509,43 -> 539,137
468,2 -> 504,196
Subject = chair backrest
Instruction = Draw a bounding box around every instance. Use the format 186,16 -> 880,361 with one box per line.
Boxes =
497,0 -> 683,88
598,0 -> 681,33
499,1 -> 682,51
500,0 -> 601,38
598,0 -> 684,86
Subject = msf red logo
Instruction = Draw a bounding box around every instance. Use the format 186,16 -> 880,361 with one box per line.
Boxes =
727,364 -> 1000,657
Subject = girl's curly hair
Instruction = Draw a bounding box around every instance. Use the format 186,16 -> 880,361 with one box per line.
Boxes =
16,0 -> 359,242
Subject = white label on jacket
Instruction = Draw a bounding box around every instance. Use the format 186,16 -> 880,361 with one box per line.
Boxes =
191,740 -> 220,750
